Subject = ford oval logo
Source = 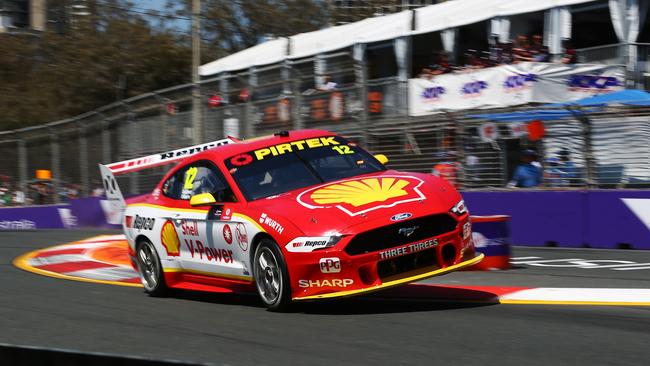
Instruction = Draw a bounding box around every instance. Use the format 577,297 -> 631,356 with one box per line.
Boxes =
391,213 -> 412,222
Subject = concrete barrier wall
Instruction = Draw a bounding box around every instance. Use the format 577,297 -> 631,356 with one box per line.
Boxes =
0,197 -> 119,230
463,190 -> 650,249
2,191 -> 649,249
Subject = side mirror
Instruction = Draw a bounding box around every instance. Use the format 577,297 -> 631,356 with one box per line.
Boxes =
190,193 -> 216,207
374,154 -> 389,165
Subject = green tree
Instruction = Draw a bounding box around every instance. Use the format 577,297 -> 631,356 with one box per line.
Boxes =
0,0 -> 191,130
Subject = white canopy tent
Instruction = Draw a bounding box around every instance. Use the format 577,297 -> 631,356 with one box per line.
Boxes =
200,0 -> 601,77
199,38 -> 288,77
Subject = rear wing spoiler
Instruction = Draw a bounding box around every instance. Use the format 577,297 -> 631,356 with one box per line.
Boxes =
105,138 -> 235,176
98,138 -> 236,224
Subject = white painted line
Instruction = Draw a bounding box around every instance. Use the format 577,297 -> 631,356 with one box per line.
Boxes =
29,254 -> 88,266
501,288 -> 650,303
510,258 -> 583,265
510,256 -> 541,260
65,267 -> 138,281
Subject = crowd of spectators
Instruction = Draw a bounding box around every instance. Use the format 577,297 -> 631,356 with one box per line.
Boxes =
507,148 -> 579,188
0,180 -> 104,207
417,35 -> 577,79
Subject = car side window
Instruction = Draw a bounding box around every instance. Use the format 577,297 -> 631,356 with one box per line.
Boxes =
163,161 -> 235,202
162,167 -> 187,200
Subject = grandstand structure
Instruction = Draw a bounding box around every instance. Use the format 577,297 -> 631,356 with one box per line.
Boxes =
1,0 -> 649,203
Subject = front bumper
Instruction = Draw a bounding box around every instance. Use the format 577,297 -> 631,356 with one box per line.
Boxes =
293,253 -> 483,301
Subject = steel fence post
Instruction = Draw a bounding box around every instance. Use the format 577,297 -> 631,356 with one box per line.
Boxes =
567,106 -> 595,188
16,132 -> 28,204
291,63 -> 303,131
99,113 -> 111,164
245,67 -> 257,139
354,43 -> 369,145
445,111 -> 466,190
77,120 -> 89,197
153,93 -> 169,150
49,127 -> 61,204
122,102 -> 138,195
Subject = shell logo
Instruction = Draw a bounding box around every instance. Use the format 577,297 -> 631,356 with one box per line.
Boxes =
298,176 -> 426,216
160,220 -> 180,256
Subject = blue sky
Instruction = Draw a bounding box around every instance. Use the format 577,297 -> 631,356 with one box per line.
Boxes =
134,0 -> 190,30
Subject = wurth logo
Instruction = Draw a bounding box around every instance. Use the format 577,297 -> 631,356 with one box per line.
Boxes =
259,213 -> 284,234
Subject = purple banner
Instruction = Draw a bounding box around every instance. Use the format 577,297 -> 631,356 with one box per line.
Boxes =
463,190 -> 650,249
0,197 -> 120,230
0,205 -> 68,230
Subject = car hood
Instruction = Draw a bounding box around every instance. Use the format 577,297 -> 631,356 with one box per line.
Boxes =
246,170 -> 462,237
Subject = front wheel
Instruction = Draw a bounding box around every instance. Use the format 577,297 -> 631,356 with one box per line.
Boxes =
136,239 -> 168,296
253,239 -> 292,311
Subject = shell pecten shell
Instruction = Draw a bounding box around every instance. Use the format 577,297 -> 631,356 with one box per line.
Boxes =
161,220 -> 180,256
310,178 -> 410,207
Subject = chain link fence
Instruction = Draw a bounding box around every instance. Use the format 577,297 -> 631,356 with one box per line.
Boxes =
2,53 -> 650,205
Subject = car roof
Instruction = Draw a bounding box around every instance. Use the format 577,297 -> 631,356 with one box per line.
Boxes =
192,129 -> 337,162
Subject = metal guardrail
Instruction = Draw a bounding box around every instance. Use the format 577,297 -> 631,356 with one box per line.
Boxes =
1,51 -> 649,206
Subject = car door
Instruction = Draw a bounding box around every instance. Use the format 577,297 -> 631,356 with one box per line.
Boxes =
173,160 -> 252,281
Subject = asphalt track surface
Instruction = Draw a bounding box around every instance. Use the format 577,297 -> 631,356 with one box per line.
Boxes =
2,230 -> 650,366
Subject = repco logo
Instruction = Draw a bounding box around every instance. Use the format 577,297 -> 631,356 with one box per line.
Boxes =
132,215 -> 155,231
319,257 -> 341,273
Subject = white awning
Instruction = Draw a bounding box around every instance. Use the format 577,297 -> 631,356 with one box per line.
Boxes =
200,0 -> 599,76
199,38 -> 288,76
288,10 -> 413,59
413,0 -> 597,35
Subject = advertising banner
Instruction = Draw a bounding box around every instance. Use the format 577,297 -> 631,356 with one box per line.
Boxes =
0,197 -> 121,230
409,62 -> 625,116
463,190 -> 650,249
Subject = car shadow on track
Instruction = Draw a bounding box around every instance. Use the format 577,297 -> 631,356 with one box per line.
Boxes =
168,284 -> 499,314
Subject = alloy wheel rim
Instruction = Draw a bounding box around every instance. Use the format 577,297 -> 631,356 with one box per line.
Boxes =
138,244 -> 158,290
255,247 -> 281,304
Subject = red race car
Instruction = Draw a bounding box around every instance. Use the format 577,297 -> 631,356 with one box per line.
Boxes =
99,129 -> 482,310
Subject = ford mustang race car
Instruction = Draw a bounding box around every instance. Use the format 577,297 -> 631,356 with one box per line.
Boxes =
99,129 -> 482,311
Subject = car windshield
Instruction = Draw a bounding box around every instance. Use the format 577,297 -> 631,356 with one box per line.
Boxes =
224,135 -> 386,201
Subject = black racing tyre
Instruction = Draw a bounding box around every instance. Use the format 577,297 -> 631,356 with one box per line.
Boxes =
253,238 -> 292,311
136,239 -> 168,297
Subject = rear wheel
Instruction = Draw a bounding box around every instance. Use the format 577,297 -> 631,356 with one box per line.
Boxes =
136,239 -> 168,296
253,239 -> 292,311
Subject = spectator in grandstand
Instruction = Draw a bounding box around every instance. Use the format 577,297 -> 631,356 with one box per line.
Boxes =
462,50 -> 486,70
533,46 -> 551,62
513,35 -> 533,63
498,42 -> 515,65
417,67 -> 433,80
13,187 -> 25,205
431,52 -> 453,76
35,182 -> 48,205
530,35 -> 543,53
432,151 -> 459,188
526,34 -> 549,62
318,75 -> 338,91
560,42 -> 578,64
91,181 -> 105,197
508,149 -> 542,188
0,186 -> 9,206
